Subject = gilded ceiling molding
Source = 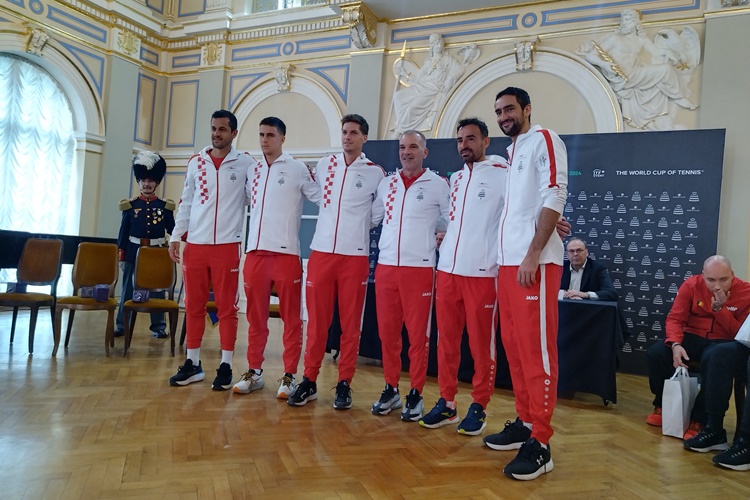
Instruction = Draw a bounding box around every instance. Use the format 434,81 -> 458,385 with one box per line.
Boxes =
341,2 -> 377,49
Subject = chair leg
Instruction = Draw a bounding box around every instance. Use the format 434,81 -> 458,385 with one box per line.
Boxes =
64,310 -> 76,347
168,310 -> 178,357
105,309 -> 115,357
10,307 -> 19,343
28,306 -> 39,354
52,306 -> 63,356
123,309 -> 135,356
180,313 -> 187,346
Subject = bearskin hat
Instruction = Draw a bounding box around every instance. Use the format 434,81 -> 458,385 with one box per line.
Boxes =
132,151 -> 166,183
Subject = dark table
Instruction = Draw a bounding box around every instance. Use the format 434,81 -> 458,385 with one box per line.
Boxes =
328,287 -> 622,404
0,230 -> 117,269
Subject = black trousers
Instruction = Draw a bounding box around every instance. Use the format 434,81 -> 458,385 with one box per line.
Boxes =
646,333 -> 734,423
704,341 -> 750,433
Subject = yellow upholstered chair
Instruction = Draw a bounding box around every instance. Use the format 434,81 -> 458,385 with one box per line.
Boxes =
0,238 -> 63,353
53,242 -> 118,356
122,246 -> 178,356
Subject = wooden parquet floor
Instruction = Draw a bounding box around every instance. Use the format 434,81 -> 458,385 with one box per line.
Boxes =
1,309 -> 749,499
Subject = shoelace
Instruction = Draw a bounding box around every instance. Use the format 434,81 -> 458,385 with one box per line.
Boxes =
240,371 -> 256,381
278,375 -> 294,387
405,392 -> 420,408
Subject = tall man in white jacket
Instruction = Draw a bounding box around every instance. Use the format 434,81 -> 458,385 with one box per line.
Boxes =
370,130 -> 450,421
419,118 -> 507,436
288,114 -> 386,410
484,87 -> 568,481
233,117 -> 321,398
168,110 -> 254,390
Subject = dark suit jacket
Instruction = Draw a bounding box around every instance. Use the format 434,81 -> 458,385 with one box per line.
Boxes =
560,257 -> 618,301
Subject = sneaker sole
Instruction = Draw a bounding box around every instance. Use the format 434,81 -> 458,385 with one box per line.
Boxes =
419,415 -> 459,429
458,422 -> 487,436
212,382 -> 232,391
484,440 -> 525,451
684,442 -> 729,453
277,390 -> 293,399
288,393 -> 318,406
333,401 -> 352,410
714,460 -> 750,471
169,372 -> 205,386
504,459 -> 554,481
372,401 -> 402,416
232,383 -> 264,394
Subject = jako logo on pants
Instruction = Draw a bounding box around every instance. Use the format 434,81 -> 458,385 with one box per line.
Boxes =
526,295 -> 539,300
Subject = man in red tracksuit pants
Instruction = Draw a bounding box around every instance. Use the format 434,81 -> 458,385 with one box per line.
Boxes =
288,114 -> 385,410
418,118 -> 508,436
369,130 -> 450,422
168,110 -> 253,390
233,117 -> 321,399
485,87 -> 568,481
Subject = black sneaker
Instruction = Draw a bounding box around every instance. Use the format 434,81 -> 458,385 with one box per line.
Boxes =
169,359 -> 205,386
503,438 -> 554,481
457,402 -> 487,436
484,417 -> 532,451
152,330 -> 168,339
713,437 -> 750,471
683,427 -> 729,453
419,398 -> 458,428
114,329 -> 124,338
371,383 -> 401,415
333,380 -> 352,410
287,377 -> 318,406
212,362 -> 233,391
401,389 -> 424,422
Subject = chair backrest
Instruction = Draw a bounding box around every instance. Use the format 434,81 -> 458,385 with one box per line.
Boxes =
71,242 -> 119,294
133,247 -> 176,299
17,239 -> 63,293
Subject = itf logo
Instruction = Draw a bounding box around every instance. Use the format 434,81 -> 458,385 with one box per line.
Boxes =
593,169 -> 605,178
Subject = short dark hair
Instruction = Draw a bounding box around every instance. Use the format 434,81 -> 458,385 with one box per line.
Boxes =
341,114 -> 369,135
212,109 -> 238,131
260,116 -> 286,136
495,87 -> 531,109
457,117 -> 489,138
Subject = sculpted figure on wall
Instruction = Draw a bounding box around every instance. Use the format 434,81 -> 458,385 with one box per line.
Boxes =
274,64 -> 292,92
389,33 -> 479,138
577,9 -> 701,130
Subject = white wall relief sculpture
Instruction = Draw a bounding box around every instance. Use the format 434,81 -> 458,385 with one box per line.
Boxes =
389,33 -> 480,138
577,9 -> 701,130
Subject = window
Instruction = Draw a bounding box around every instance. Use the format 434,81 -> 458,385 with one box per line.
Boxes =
0,54 -> 78,284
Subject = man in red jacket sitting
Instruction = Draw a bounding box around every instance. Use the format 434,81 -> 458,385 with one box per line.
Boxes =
646,255 -> 750,439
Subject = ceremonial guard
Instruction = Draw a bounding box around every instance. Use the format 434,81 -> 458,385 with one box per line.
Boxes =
115,151 -> 175,338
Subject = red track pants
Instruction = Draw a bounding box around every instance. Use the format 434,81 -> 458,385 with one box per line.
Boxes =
497,264 -> 562,444
303,251 -> 369,383
375,264 -> 434,393
243,251 -> 303,374
182,242 -> 240,351
435,271 -> 497,409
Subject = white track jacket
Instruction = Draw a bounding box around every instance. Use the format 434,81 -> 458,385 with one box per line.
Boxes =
498,125 -> 568,266
437,156 -> 508,277
173,146 -> 253,245
373,169 -> 450,267
245,153 -> 321,256
309,153 -> 386,256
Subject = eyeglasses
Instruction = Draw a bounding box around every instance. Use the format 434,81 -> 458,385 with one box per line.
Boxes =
567,249 -> 586,254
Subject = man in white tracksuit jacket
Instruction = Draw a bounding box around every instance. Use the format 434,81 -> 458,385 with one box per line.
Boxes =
233,116 -> 321,399
168,110 -> 254,390
370,130 -> 450,422
484,87 -> 568,482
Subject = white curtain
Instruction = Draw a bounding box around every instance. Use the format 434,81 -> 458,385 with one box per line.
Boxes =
0,54 -> 78,287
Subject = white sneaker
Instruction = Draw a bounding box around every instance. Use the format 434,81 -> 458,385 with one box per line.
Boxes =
276,373 -> 297,399
233,369 -> 264,394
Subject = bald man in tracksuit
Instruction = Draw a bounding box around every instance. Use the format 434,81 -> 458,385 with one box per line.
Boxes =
288,114 -> 386,410
419,118 -> 506,437
486,87 -> 568,481
370,130 -> 450,422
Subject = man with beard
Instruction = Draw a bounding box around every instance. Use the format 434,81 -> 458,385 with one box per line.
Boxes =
168,110 -> 253,390
484,87 -> 568,481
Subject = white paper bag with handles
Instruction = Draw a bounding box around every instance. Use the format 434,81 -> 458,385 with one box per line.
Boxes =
662,366 -> 699,438
735,314 -> 750,348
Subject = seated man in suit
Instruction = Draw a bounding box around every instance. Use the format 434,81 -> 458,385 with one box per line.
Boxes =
560,238 -> 617,301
